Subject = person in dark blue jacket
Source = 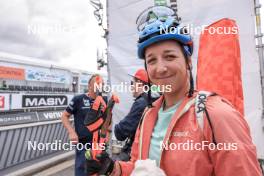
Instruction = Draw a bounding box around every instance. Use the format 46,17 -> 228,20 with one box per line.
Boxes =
114,69 -> 150,161
61,74 -> 107,176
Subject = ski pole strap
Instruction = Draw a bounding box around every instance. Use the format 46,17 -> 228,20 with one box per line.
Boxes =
87,94 -> 120,161
92,96 -> 106,111
86,117 -> 104,132
92,130 -> 101,160
100,94 -> 119,136
84,96 -> 107,132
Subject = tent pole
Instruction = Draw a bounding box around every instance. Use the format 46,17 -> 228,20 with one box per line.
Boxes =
105,0 -> 113,157
104,0 -> 111,92
254,0 -> 264,119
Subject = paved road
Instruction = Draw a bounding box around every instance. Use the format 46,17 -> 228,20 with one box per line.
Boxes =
53,166 -> 74,176
33,159 -> 74,176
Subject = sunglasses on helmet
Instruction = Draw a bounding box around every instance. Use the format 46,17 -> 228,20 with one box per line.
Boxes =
136,6 -> 176,31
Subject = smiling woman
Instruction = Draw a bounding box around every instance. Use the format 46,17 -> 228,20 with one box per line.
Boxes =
144,40 -> 191,109
82,5 -> 263,176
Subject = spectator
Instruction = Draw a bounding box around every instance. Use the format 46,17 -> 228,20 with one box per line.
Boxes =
61,74 -> 107,176
114,69 -> 150,161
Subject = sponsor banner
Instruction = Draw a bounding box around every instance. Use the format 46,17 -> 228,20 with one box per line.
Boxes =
22,95 -> 68,108
80,74 -> 90,85
38,110 -> 63,121
0,112 -> 38,126
0,94 -> 10,111
0,110 -> 72,126
25,69 -> 69,84
0,66 -> 25,80
11,94 -> 74,109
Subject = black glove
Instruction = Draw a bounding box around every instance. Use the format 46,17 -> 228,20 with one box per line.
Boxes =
84,108 -> 105,132
85,151 -> 115,176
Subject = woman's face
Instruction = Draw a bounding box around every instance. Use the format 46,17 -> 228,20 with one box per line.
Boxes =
145,40 -> 190,95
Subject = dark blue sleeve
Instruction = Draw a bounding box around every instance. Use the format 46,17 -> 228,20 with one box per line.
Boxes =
65,96 -> 79,114
114,98 -> 147,141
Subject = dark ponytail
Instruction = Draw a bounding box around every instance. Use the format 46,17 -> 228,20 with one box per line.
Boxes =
182,45 -> 194,97
144,62 -> 154,108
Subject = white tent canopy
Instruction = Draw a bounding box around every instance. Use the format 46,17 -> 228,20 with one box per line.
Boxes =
108,0 -> 264,158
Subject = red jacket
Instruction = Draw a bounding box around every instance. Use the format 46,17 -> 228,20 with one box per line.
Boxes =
118,93 -> 262,176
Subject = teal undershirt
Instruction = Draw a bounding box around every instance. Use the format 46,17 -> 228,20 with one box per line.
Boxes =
148,100 -> 182,166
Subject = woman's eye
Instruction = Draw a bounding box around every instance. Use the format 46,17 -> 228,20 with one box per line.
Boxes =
146,58 -> 156,64
165,55 -> 176,60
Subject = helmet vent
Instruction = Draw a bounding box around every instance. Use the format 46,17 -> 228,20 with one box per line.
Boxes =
160,18 -> 166,22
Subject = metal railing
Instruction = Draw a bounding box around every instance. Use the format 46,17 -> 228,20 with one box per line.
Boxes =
0,119 -> 72,171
